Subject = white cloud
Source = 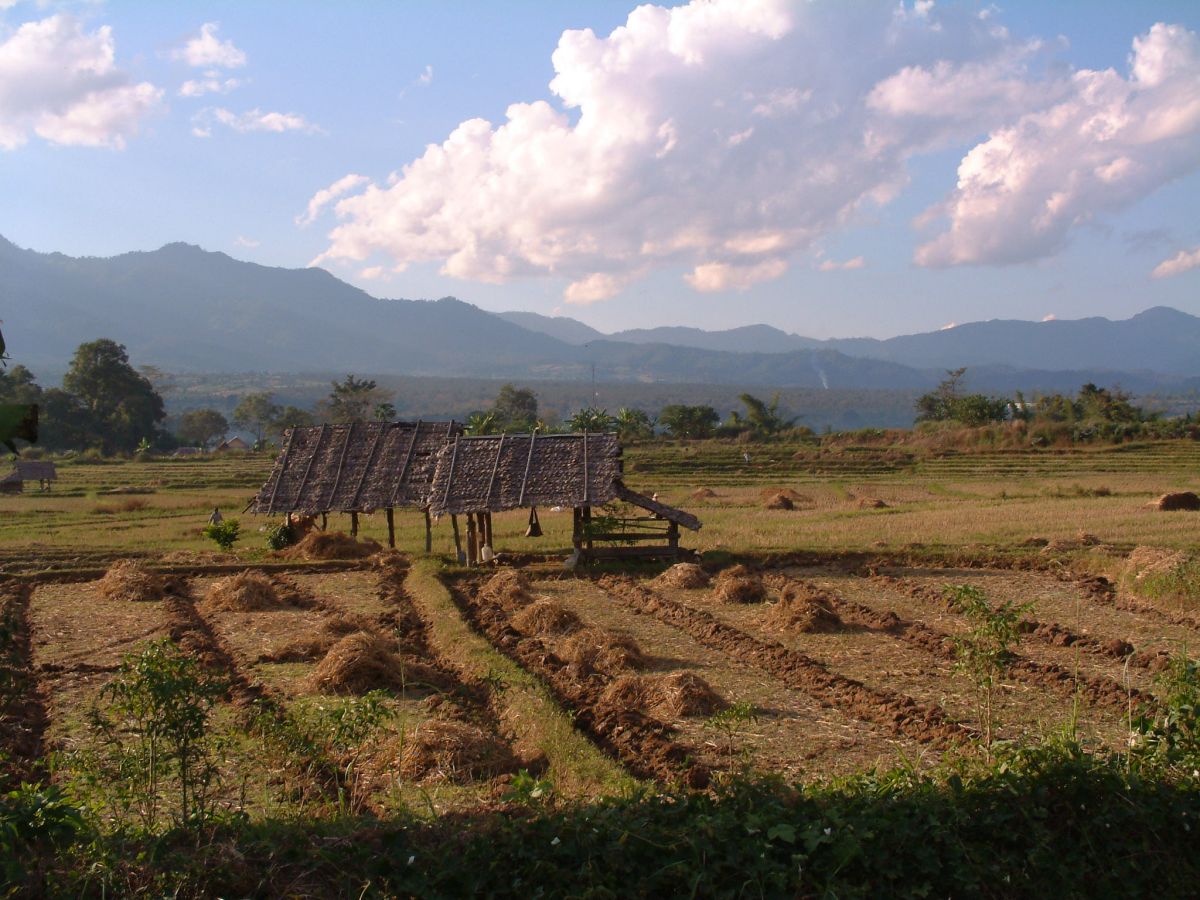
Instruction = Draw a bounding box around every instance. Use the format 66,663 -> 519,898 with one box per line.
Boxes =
192,106 -> 319,137
179,76 -> 240,97
311,1 -> 1200,300
173,22 -> 245,69
234,235 -> 260,248
298,173 -> 370,226
418,64 -> 433,85
1151,245 -> 1200,279
818,256 -> 865,271
1041,313 -> 1057,321
0,14 -> 162,150
916,23 -> 1200,267
940,321 -> 957,330
359,265 -> 385,280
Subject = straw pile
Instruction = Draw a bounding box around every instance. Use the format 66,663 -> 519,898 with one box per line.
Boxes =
308,631 -> 445,694
563,627 -> 644,677
653,563 -> 710,590
857,498 -> 889,509
600,672 -> 723,718
1153,491 -> 1200,511
282,531 -> 382,561
713,564 -> 766,603
1125,546 -> 1189,580
1041,532 -> 1103,553
480,569 -> 534,611
261,612 -> 377,663
398,719 -> 517,783
765,593 -> 842,634
511,600 -> 582,637
205,571 -> 284,611
97,559 -> 167,603
764,493 -> 795,510
690,487 -> 718,501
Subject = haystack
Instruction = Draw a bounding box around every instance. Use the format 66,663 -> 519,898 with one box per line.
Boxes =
398,719 -> 516,783
262,613 -> 376,663
282,531 -> 382,561
764,493 -> 795,510
653,563 -> 710,590
97,559 -> 166,603
600,672 -> 723,717
857,498 -> 889,509
205,571 -> 284,611
480,569 -> 534,611
511,600 -> 582,637
758,487 -> 809,504
1153,492 -> 1200,511
308,631 -> 445,695
563,627 -> 644,676
765,594 -> 842,634
713,564 -> 766,603
1125,546 -> 1189,580
690,487 -> 718,501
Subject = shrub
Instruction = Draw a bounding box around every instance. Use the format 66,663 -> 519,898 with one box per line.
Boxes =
203,519 -> 240,551
265,522 -> 296,551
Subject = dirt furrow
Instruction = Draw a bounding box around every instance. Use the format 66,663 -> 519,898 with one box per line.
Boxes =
1065,572 -> 1200,635
804,577 -> 1147,711
0,581 -> 48,782
448,576 -> 709,788
599,576 -> 969,750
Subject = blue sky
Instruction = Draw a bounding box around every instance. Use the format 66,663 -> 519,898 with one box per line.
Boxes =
2,0 -> 1200,339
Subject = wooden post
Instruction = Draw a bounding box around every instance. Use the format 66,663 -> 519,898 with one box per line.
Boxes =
572,507 -> 583,550
423,507 -> 432,553
466,513 -> 478,566
320,512 -> 327,531
451,514 -> 463,564
583,505 -> 593,553
386,507 -> 395,549
350,511 -> 359,537
667,521 -> 679,558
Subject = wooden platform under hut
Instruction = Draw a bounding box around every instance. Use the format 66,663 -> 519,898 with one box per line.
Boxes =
427,431 -> 701,565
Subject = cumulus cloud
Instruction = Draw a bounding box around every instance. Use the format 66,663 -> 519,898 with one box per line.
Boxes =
311,0 -> 1200,299
234,235 -> 260,248
0,14 -> 162,150
817,256 -> 865,271
192,106 -> 319,137
179,76 -> 240,97
298,173 -> 370,226
418,64 -> 433,85
916,23 -> 1200,267
173,22 -> 245,69
1151,245 -> 1200,279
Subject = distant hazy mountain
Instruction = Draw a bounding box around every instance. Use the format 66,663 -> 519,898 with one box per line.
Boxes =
3,235 -> 1198,395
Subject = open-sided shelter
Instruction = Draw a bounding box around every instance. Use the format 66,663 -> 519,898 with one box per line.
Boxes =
1,460 -> 57,493
249,420 -> 461,548
427,431 -> 700,564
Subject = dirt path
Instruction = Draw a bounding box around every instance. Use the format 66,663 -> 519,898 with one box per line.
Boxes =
599,576 -> 969,750
0,581 -> 47,782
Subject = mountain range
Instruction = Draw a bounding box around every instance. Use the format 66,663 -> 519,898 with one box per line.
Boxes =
3,234 -> 1199,395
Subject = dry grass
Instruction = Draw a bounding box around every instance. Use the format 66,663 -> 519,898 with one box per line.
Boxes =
307,631 -> 446,695
397,719 -> 517,783
204,571 -> 283,611
480,569 -> 534,611
765,590 -> 843,634
282,531 -> 382,561
96,559 -> 167,603
713,564 -> 766,604
563,627 -> 645,677
511,599 -> 582,636
600,672 -> 723,717
653,563 -> 710,590
91,497 -> 149,515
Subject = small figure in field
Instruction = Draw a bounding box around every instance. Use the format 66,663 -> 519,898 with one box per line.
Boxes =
208,507 -> 223,526
743,452 -> 752,465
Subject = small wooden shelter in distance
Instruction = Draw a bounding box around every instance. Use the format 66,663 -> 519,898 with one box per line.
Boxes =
427,431 -> 701,564
0,460 -> 57,493
249,421 -> 461,549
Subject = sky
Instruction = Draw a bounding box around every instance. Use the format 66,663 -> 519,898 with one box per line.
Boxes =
2,0 -> 1200,340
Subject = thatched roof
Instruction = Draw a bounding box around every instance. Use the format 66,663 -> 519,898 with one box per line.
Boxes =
249,421 -> 461,515
428,432 -> 700,530
11,461 -> 56,481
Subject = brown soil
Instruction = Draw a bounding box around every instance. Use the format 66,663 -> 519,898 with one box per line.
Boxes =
562,627 -> 645,677
96,559 -> 168,603
653,563 -> 710,590
0,582 -> 46,781
397,719 -> 519,783
511,600 -> 582,637
1153,491 -> 1200,511
307,631 -> 448,695
599,576 -> 968,749
453,576 -> 710,787
713,565 -> 767,604
282,531 -> 383,561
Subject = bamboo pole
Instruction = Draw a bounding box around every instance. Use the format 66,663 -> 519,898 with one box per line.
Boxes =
451,514 -> 463,564
386,507 -> 395,549
350,511 -> 359,537
424,507 -> 433,553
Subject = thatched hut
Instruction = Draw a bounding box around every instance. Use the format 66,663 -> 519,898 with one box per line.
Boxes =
1,460 -> 57,493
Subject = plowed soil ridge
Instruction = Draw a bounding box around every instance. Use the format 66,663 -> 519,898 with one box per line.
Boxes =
799,576 -> 1145,712
599,576 -> 968,749
0,581 -> 47,782
1065,571 -> 1200,633
449,576 -> 710,788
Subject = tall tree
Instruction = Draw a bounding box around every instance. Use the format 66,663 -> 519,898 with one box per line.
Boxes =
615,407 -> 654,440
322,375 -> 393,423
273,405 -> 315,433
61,339 -> 165,453
177,409 -> 229,449
658,404 -> 720,439
232,392 -> 282,444
567,407 -> 617,432
492,384 -> 539,431
729,392 -> 793,436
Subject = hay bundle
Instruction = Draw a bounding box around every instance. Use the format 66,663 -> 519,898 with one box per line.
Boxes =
480,569 -> 534,611
648,672 -> 724,717
857,498 -> 889,509
282,531 -> 382,561
1154,492 -> 1200,511
97,559 -> 166,603
399,719 -> 516,783
308,631 -> 445,694
511,600 -> 582,636
563,627 -> 644,676
204,571 -> 283,611
598,674 -> 649,711
1125,546 -> 1189,579
261,613 -> 376,663
653,563 -> 710,590
764,493 -> 795,510
713,564 -> 766,604
690,487 -> 718,501
765,594 -> 842,634
758,487 -> 810,504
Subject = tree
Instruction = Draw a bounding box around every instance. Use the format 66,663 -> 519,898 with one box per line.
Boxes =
322,375 -> 393,423
615,407 -> 654,440
372,401 -> 397,421
39,388 -> 95,451
232,392 -> 282,444
566,407 -> 617,432
915,368 -> 1007,426
492,384 -> 539,431
728,392 -> 793,436
0,365 -> 43,405
465,410 -> 501,435
272,405 -> 315,433
61,339 -> 165,453
658,404 -> 720,439
176,409 -> 228,449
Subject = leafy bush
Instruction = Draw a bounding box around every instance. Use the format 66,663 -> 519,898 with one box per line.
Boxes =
203,519 -> 240,551
265,522 -> 296,551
